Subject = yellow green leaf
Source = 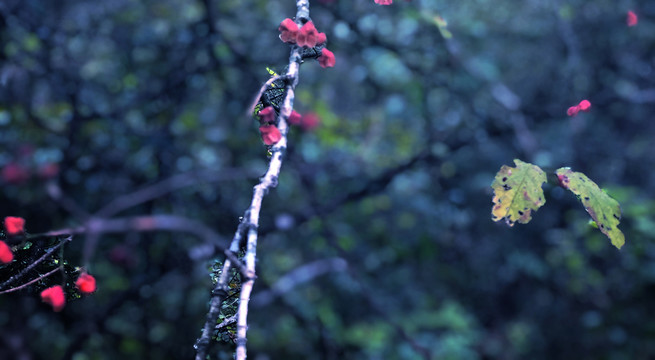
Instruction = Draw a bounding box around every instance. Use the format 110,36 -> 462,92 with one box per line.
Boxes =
556,168 -> 625,249
491,159 -> 546,226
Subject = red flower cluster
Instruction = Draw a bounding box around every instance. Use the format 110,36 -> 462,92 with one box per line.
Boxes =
4,216 -> 25,236
279,20 -> 327,48
278,19 -> 335,68
76,272 -> 97,294
41,285 -> 66,312
567,99 -> 591,117
257,106 -> 282,145
0,241 -> 13,264
627,11 -> 638,27
288,110 -> 321,131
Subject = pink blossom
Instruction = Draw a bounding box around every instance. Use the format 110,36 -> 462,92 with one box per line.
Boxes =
41,285 -> 66,312
627,11 -> 638,27
258,106 -> 276,125
0,241 -> 13,264
288,110 -> 302,126
279,18 -> 298,43
318,48 -> 336,68
297,22 -> 319,48
4,216 -> 25,236
259,125 -> 282,145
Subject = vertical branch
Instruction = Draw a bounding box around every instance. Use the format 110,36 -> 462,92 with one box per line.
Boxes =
235,0 -> 309,356
195,1 -> 311,359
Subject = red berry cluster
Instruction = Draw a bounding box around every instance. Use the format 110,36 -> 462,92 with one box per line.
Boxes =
278,19 -> 335,68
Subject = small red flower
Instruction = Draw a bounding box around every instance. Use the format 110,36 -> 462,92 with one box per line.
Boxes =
288,110 -> 302,125
41,285 -> 66,312
318,48 -> 336,68
297,22 -> 319,48
279,18 -> 298,43
301,113 -> 321,131
76,272 -> 97,295
317,32 -> 327,45
0,241 -> 13,264
2,163 -> 30,184
567,100 -> 591,117
259,125 -> 282,145
4,216 -> 25,236
578,99 -> 591,112
627,11 -> 638,27
567,106 -> 580,117
258,106 -> 276,125
375,0 -> 393,4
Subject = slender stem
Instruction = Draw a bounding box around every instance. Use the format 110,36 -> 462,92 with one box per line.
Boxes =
0,236 -> 72,292
0,267 -> 60,295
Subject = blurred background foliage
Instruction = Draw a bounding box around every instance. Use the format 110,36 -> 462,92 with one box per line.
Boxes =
1,0 -> 655,359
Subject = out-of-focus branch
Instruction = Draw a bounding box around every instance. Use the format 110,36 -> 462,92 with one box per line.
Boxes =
44,170 -> 250,270
251,258 -> 347,307
95,167 -> 253,218
321,229 -> 433,360
46,182 -> 91,222
195,1 -> 310,359
39,215 -> 244,272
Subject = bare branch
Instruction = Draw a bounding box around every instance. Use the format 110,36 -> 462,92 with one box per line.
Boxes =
251,258 -> 347,307
195,1 -> 311,359
95,167 -> 253,218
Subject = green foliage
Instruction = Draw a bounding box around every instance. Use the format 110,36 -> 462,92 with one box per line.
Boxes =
491,159 -> 546,226
556,168 -> 625,249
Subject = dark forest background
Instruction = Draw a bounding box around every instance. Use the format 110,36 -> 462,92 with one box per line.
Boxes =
2,0 -> 655,359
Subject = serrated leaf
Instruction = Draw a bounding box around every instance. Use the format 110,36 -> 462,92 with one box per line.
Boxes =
556,168 -> 625,249
491,159 -> 547,226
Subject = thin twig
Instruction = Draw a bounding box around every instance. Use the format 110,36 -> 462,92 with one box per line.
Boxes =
251,258 -> 347,307
0,267 -> 60,295
215,315 -> 237,330
0,236 -> 72,292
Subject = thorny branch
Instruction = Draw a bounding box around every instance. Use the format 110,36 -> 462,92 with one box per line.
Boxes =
194,1 -> 311,359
